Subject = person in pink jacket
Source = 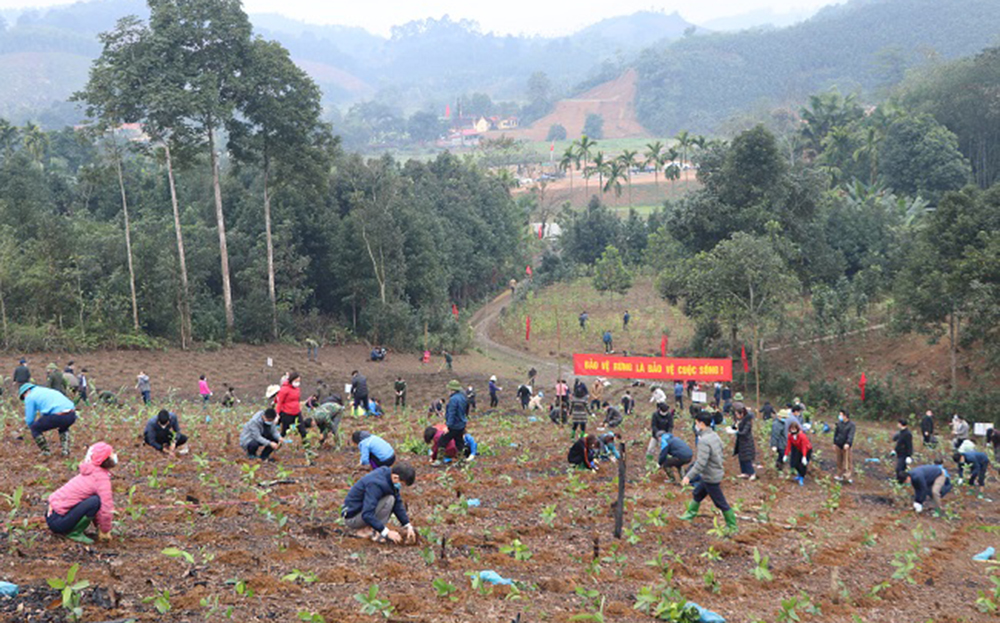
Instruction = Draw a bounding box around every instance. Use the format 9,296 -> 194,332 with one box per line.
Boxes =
198,375 -> 213,404
47,442 -> 117,544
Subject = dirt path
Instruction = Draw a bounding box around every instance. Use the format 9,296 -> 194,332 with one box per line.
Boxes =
470,288 -> 567,385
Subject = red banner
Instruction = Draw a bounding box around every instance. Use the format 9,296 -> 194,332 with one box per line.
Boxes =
525,316 -> 531,341
859,372 -> 867,402
741,345 -> 749,373
573,354 -> 732,382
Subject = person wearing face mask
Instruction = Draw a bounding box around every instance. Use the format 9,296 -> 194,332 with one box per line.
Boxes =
341,463 -> 417,544
784,421 -> 813,485
275,372 -> 304,439
833,409 -> 856,483
144,409 -> 188,456
892,419 -> 914,480
46,442 -> 118,543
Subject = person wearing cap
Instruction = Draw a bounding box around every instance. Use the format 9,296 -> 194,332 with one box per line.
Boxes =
46,442 -> 118,543
12,358 -> 31,388
465,385 -> 477,413
46,363 -> 67,395
136,371 -> 151,404
658,432 -> 693,483
352,431 -> 396,470
900,463 -> 952,513
488,375 -> 502,408
730,392 -> 745,415
439,380 -> 471,459
680,413 -> 737,532
424,425 -> 478,464
144,409 -> 188,456
301,399 -> 344,447
20,383 -> 77,456
240,408 -> 282,461
341,463 -> 417,544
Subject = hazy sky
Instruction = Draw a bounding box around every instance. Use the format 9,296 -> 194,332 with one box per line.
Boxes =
0,0 -> 845,36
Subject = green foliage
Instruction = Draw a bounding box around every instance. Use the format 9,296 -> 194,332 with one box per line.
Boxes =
46,564 -> 89,622
500,538 -> 533,561
281,569 -> 318,584
432,578 -> 458,599
592,245 -> 632,296
633,583 -> 701,622
354,584 -> 393,618
752,548 -> 773,582
143,588 -> 172,615
583,114 -> 604,140
547,124 -> 568,142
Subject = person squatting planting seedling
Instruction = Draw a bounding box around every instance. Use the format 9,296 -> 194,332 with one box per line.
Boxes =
680,413 -> 737,532
784,421 -> 813,485
46,442 -> 117,544
602,402 -> 623,428
424,425 -> 478,464
646,402 -> 674,458
341,463 -> 417,544
302,399 -> 345,447
901,463 -> 952,513
353,431 -> 396,470
144,409 -> 188,457
568,434 -> 600,471
658,433 -> 693,483
21,383 -> 77,456
240,408 -> 282,461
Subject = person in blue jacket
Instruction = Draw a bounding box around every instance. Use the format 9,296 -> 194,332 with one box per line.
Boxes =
900,464 -> 953,513
20,383 -> 77,456
341,464 -> 417,544
953,450 -> 990,489
352,431 -> 396,470
658,433 -> 694,483
439,380 -> 470,458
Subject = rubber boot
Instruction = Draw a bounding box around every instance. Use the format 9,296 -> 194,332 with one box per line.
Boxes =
679,501 -> 700,521
34,435 -> 51,456
59,430 -> 71,456
65,516 -> 94,544
723,509 -> 738,533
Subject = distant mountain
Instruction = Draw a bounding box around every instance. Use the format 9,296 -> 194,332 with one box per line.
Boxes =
571,11 -> 699,48
700,6 -> 829,32
635,0 -> 1000,134
0,1 -> 700,127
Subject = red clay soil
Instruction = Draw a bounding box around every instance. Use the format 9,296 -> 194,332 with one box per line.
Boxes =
491,69 -> 649,141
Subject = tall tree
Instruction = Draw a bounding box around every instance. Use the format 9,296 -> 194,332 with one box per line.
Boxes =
589,151 -> 609,195
146,0 -> 254,340
229,37 -> 327,340
559,145 -> 578,195
593,244 -> 632,296
575,135 -> 597,196
618,149 -> 639,206
644,140 -> 664,187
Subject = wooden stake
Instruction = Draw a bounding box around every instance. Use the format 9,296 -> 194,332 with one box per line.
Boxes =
614,442 -> 626,539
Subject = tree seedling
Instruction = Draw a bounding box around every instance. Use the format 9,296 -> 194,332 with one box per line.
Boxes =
47,563 -> 89,622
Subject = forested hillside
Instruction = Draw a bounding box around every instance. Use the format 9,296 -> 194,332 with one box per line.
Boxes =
635,0 -> 1000,134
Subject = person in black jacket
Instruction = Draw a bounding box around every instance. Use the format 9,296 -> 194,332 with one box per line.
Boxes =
646,402 -> 674,458
602,402 -> 623,428
920,410 -> 935,447
731,407 -> 756,480
833,409 -> 856,483
516,384 -> 532,410
350,370 -> 369,416
341,464 -> 416,543
568,435 -> 599,471
143,409 -> 188,456
892,419 -> 914,480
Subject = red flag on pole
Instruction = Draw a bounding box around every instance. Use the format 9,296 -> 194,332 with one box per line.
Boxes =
451,303 -> 459,319
526,265 -> 533,277
859,373 -> 867,401
660,335 -> 668,357
444,104 -> 451,119
741,345 -> 749,373
538,224 -> 544,239
525,316 -> 531,341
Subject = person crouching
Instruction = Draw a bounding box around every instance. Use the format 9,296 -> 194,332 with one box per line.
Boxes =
144,409 -> 188,457
46,442 -> 117,544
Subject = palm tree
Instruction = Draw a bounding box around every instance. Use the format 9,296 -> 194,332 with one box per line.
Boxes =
674,129 -> 692,170
0,119 -> 17,160
618,149 -> 639,207
559,146 -> 578,196
589,151 -> 609,195
22,122 -> 48,167
603,160 -> 627,204
644,140 -> 664,187
576,135 -> 597,196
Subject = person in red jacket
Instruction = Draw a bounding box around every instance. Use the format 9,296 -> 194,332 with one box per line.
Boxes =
784,422 -> 813,485
46,442 -> 118,544
274,372 -> 303,439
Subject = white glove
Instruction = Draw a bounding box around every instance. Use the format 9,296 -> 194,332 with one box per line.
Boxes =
905,456 -> 912,465
783,455 -> 789,463
726,427 -> 737,435
913,502 -> 923,513
802,458 -> 808,466
771,447 -> 778,453
890,450 -> 896,456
